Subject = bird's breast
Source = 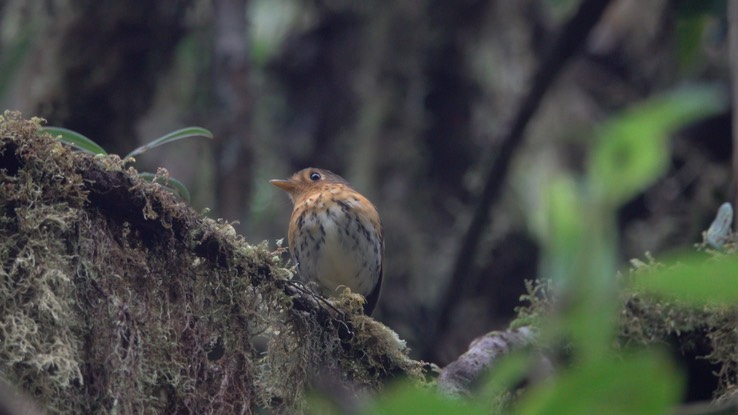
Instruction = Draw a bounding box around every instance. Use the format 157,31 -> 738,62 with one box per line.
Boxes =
289,195 -> 382,297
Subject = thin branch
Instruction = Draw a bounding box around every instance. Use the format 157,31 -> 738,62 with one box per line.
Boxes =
425,0 -> 614,360
438,327 -> 538,397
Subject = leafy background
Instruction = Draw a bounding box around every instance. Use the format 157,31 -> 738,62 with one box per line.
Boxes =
0,2 -> 734,410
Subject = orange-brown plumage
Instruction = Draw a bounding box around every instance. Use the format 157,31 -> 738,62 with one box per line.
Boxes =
270,168 -> 383,315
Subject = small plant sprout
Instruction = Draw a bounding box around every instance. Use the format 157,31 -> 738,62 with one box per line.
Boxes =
43,125 -> 213,203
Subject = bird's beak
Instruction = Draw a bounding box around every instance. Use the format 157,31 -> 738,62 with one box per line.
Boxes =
269,179 -> 295,193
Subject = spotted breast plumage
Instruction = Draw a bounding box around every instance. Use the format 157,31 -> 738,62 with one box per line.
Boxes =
270,168 -> 383,315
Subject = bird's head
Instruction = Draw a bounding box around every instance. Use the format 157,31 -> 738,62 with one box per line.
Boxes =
270,168 -> 348,203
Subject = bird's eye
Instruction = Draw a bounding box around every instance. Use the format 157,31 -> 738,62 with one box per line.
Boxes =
309,172 -> 321,181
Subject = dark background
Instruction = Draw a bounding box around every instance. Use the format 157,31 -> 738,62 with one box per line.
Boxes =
0,0 -> 731,364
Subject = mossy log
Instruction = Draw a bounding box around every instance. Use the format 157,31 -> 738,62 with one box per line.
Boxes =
0,112 -> 424,414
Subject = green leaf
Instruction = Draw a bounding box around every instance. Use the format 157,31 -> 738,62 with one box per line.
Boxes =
540,177 -> 619,362
125,127 -> 213,159
542,176 -> 586,284
138,172 -> 192,203
368,382 -> 485,415
589,86 -> 725,206
162,176 -> 191,203
44,127 -> 108,155
633,253 -> 738,305
517,352 -> 681,415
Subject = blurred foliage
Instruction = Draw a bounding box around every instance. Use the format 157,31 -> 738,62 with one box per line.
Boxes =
589,87 -> 724,207
338,85 -> 727,413
513,85 -> 724,413
518,352 -> 682,415
634,253 -> 738,306
366,383 -> 487,415
248,0 -> 302,66
676,0 -> 727,70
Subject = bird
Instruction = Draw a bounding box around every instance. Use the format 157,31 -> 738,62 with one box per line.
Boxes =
270,168 -> 383,315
